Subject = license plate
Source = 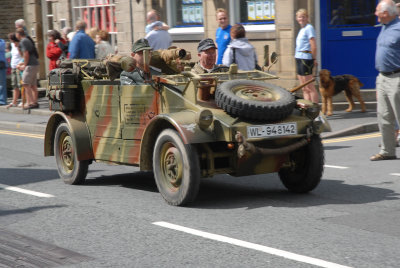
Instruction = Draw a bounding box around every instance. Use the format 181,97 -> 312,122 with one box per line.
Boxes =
247,122 -> 297,138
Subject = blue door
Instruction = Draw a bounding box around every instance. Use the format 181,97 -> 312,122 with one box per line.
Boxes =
320,0 -> 380,88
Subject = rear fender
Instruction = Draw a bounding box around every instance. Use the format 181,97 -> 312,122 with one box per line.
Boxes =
44,112 -> 94,161
139,111 -> 216,171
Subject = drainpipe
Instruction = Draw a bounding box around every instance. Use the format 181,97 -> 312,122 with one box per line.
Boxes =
129,0 -> 134,44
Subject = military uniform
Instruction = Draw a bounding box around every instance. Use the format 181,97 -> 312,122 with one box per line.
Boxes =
192,62 -> 228,74
192,38 -> 229,74
120,67 -> 161,85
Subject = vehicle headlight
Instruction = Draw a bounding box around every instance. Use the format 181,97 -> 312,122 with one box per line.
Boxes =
196,109 -> 213,130
306,104 -> 320,119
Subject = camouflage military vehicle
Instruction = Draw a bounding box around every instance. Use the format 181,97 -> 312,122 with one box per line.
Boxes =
44,56 -> 327,206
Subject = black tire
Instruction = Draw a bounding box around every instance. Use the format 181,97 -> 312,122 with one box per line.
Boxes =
215,80 -> 296,121
153,129 -> 200,206
54,123 -> 89,185
278,135 -> 324,193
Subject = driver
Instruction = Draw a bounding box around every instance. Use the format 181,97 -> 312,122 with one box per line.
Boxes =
192,38 -> 227,74
120,38 -> 161,85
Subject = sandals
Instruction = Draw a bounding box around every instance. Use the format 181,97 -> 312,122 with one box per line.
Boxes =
22,103 -> 39,110
370,154 -> 397,161
6,103 -> 17,109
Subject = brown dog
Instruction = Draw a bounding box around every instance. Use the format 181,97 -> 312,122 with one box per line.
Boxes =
318,69 -> 366,116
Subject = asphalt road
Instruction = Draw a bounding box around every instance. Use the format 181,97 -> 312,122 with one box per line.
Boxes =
1,129 -> 400,268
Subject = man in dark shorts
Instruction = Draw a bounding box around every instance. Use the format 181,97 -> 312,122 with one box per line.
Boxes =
16,28 -> 39,109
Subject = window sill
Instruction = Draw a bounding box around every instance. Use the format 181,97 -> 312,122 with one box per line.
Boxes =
169,27 -> 204,41
244,24 -> 276,32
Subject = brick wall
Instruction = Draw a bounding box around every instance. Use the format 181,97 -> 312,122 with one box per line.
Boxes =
0,0 -> 24,40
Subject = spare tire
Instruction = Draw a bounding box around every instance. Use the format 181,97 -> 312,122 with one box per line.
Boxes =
215,80 -> 296,121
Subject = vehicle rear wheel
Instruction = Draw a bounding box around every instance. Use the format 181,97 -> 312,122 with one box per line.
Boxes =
54,123 -> 89,185
215,80 -> 296,121
153,129 -> 200,206
278,135 -> 324,193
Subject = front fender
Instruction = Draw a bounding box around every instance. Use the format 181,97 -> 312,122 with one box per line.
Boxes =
44,112 -> 94,161
148,111 -> 217,144
139,111 -> 217,171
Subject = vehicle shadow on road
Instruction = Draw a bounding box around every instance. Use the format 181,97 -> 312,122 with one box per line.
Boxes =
84,171 -> 159,193
191,174 -> 400,209
0,168 -> 59,186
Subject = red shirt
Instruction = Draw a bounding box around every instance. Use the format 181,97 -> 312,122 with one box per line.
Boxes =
46,41 -> 62,71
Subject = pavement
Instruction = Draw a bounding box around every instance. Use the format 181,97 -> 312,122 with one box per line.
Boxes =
0,90 -> 379,138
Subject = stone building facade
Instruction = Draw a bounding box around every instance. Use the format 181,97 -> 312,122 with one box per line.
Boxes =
3,0 -> 315,87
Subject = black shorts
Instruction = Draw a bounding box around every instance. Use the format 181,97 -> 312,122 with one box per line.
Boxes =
296,58 -> 314,76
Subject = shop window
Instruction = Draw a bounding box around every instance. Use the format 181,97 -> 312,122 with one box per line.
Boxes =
328,0 -> 376,28
168,0 -> 204,27
239,0 -> 275,25
71,0 -> 117,48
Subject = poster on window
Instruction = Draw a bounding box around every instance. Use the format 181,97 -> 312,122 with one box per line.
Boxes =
263,1 -> 271,19
195,5 -> 203,23
247,1 -> 256,20
270,1 -> 275,18
255,1 -> 263,20
189,6 -> 195,23
182,6 -> 190,23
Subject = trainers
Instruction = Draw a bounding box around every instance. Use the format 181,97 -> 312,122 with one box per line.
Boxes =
370,154 -> 397,161
17,102 -> 23,107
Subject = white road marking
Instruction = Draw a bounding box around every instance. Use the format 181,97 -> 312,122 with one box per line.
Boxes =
324,165 -> 349,169
390,173 -> 400,176
0,184 -> 54,198
153,221 -> 352,268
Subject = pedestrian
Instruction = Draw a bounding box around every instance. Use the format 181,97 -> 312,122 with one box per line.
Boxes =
6,33 -> 23,108
15,28 -> 39,109
5,42 -> 12,77
145,9 -> 170,34
15,19 -> 28,34
192,38 -> 226,74
145,9 -> 172,50
87,27 -> 100,42
68,20 -> 95,59
370,0 -> 400,161
295,8 -> 319,103
46,30 -> 63,71
56,27 -> 71,59
215,8 -> 232,65
222,23 -> 258,71
0,38 -> 7,105
120,38 -> 161,85
95,30 -> 114,59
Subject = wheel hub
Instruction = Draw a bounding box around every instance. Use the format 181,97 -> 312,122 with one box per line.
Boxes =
60,134 -> 74,173
234,85 -> 279,102
162,146 -> 183,188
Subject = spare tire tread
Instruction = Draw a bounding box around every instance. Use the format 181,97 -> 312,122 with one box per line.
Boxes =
215,80 -> 296,121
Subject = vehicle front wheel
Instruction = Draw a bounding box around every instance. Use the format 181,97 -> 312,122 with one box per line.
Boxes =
54,122 -> 89,185
153,129 -> 201,206
278,135 -> 324,193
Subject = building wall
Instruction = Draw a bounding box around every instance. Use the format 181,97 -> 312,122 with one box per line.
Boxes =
0,0 -> 24,40
22,0 -> 316,87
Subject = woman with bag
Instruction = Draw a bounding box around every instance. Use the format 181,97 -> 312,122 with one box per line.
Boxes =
222,23 -> 258,71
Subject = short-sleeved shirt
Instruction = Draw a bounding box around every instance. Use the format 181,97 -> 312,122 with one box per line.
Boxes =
216,25 -> 232,64
146,30 -> 172,50
295,24 -> 315,60
68,30 -> 95,59
19,37 -> 39,66
375,17 -> 400,73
